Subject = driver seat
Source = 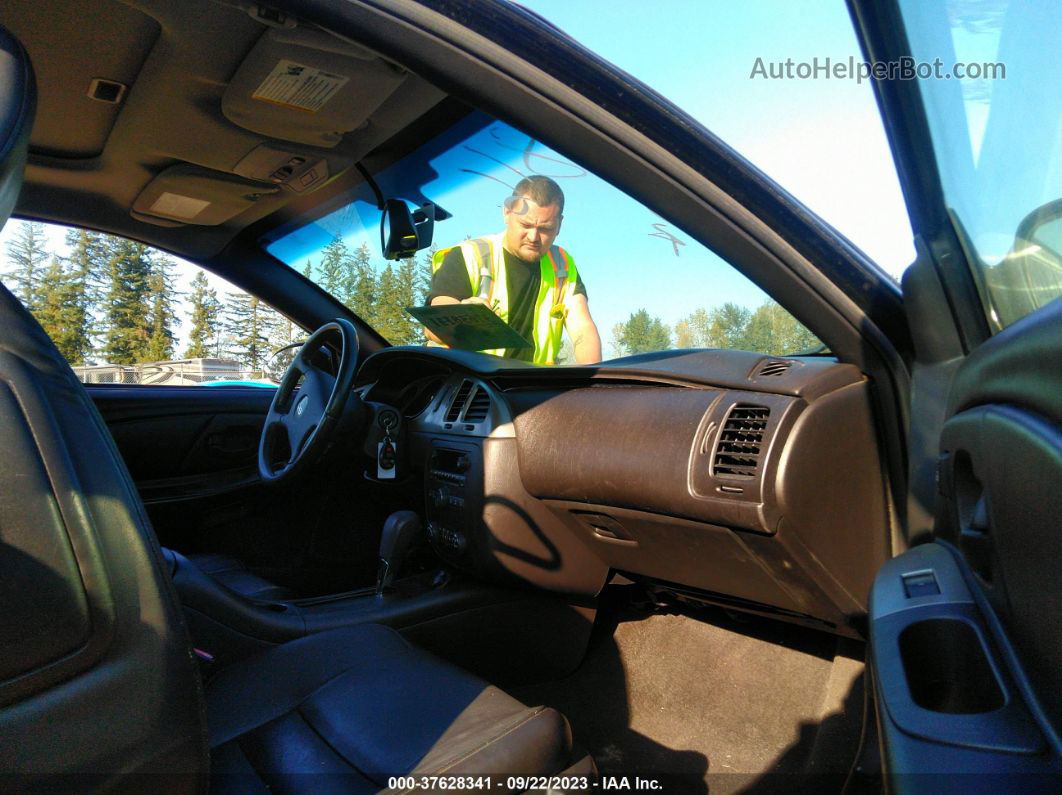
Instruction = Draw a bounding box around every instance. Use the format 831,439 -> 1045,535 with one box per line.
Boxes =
0,25 -> 583,790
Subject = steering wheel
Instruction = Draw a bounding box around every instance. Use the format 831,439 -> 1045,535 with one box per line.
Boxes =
258,319 -> 360,483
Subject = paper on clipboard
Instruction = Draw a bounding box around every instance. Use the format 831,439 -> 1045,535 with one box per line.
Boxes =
405,304 -> 533,351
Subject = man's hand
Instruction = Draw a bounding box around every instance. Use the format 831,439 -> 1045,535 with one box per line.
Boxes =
564,294 -> 602,364
424,296 -> 493,345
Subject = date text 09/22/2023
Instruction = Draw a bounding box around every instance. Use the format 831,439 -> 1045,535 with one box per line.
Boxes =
386,776 -> 664,790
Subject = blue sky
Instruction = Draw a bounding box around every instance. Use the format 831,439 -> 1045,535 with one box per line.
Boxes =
516,0 -> 915,275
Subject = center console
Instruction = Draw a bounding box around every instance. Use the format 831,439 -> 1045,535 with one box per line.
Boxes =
425,441 -> 481,564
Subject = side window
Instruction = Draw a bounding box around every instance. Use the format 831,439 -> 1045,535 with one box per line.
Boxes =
267,116 -> 823,363
1,220 -> 301,385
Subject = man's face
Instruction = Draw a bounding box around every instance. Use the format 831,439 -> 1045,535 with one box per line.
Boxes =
502,196 -> 562,262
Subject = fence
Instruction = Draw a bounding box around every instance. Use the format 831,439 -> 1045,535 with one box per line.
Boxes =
72,358 -> 273,386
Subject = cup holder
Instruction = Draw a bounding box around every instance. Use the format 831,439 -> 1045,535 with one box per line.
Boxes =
898,618 -> 1004,714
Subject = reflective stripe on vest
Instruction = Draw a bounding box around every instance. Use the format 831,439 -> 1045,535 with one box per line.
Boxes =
431,234 -> 578,364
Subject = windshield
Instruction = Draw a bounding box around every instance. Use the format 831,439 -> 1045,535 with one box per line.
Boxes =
898,0 -> 1062,328
265,113 -> 822,365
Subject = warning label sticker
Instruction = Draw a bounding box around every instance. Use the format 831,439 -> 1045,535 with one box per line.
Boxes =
252,60 -> 349,113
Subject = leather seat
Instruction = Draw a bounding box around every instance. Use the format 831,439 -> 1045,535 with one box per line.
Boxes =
208,624 -> 573,790
0,24 -> 583,791
187,552 -> 295,601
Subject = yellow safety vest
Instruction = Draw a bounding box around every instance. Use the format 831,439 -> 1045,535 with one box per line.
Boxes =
431,233 -> 580,365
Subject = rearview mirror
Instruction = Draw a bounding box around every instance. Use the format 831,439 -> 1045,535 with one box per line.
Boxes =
381,199 -> 439,260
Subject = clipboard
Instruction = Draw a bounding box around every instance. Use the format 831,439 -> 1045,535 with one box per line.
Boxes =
406,304 -> 533,351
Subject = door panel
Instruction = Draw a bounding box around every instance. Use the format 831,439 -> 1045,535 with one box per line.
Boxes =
89,385 -> 274,485
87,383 -> 394,595
868,300 -> 1062,783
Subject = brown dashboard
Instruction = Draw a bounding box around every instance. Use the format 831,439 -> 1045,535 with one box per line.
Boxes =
358,347 -> 890,637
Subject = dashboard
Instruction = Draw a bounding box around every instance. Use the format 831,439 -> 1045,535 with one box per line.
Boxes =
356,346 -> 889,637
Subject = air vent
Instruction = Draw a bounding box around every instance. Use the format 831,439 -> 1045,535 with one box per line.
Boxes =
445,380 -> 473,423
713,404 -> 770,479
463,387 -> 491,422
757,359 -> 793,377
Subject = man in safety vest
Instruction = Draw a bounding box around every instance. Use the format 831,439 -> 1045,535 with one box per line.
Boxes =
425,175 -> 602,365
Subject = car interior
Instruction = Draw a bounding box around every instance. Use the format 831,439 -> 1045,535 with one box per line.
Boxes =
1,0 -> 1059,792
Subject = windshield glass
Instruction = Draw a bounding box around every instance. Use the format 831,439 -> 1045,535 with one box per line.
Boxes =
264,113 -> 822,365
899,0 -> 1062,328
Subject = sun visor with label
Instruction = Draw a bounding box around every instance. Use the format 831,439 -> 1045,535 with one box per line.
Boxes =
132,164 -> 279,226
222,27 -> 408,148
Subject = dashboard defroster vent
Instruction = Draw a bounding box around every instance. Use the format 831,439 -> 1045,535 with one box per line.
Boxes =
445,380 -> 473,423
462,387 -> 491,422
713,404 -> 770,479
757,359 -> 794,377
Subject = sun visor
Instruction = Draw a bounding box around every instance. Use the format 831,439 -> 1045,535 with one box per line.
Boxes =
221,27 -> 408,148
132,164 -> 279,226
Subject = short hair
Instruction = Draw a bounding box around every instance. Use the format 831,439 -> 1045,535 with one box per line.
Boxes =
507,175 -> 565,214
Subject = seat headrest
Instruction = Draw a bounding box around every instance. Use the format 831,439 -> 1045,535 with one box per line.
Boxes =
0,25 -> 35,227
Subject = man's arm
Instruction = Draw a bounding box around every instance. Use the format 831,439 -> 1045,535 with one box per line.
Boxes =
564,293 -> 602,364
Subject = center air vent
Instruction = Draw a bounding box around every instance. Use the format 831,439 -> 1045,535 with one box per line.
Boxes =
462,387 -> 491,422
445,380 -> 473,423
713,404 -> 771,478
757,359 -> 793,377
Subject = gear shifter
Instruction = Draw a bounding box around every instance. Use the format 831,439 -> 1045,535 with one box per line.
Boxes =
376,511 -> 423,595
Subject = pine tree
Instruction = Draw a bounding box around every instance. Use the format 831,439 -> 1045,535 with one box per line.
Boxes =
4,221 -> 50,309
34,257 -> 91,364
185,271 -> 222,358
223,292 -> 274,371
144,256 -> 179,362
346,242 -> 376,322
103,238 -> 154,364
318,234 -> 349,298
392,255 -> 421,344
374,263 -> 404,342
62,227 -> 107,362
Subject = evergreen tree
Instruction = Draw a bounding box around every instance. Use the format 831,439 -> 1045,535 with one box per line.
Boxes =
392,255 -> 421,344
4,221 -> 50,309
615,309 -> 671,354
223,292 -> 274,371
185,271 -> 222,358
62,227 -> 108,362
318,234 -> 349,298
373,262 -> 406,342
144,256 -> 179,362
103,238 -> 154,364
346,242 -> 376,323
34,257 -> 92,364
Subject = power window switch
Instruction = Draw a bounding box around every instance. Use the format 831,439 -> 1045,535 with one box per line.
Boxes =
902,570 -> 941,598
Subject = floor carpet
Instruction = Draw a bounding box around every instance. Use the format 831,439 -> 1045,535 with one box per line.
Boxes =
512,592 -> 866,794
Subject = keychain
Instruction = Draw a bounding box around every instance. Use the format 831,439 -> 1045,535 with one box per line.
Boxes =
378,432 -> 397,480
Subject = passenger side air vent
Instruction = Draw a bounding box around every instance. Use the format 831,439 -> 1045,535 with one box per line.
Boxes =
713,404 -> 770,478
445,380 -> 473,423
462,387 -> 491,422
757,359 -> 793,377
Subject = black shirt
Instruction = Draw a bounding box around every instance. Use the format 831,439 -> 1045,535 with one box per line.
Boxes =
428,244 -> 587,361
